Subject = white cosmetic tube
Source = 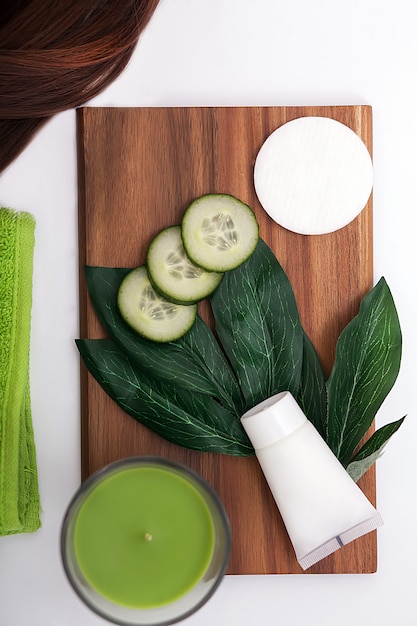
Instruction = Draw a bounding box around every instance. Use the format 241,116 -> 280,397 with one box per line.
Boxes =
241,391 -> 383,570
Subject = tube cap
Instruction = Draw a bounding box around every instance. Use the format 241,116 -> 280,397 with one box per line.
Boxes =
241,391 -> 306,450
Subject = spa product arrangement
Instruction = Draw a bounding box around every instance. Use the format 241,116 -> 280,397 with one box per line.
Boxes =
76,105 -> 400,576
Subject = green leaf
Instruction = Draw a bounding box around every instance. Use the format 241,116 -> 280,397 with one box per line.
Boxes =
210,239 -> 304,409
350,416 -> 406,462
76,338 -> 253,456
296,332 -> 327,438
347,416 -> 405,481
84,266 -> 244,415
327,277 -> 402,467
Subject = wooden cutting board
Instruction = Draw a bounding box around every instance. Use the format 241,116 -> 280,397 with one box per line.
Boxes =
77,105 -> 375,575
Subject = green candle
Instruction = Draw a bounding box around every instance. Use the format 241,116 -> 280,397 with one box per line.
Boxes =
73,464 -> 215,609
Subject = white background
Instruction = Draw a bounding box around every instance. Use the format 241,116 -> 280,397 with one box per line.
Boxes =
1,0 -> 416,624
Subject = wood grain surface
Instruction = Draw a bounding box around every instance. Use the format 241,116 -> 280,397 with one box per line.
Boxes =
77,105 -> 375,574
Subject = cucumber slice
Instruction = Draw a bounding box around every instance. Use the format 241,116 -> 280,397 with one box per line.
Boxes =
117,266 -> 197,342
181,194 -> 259,272
147,225 -> 223,304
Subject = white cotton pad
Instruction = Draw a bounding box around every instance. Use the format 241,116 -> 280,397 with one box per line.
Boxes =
253,116 -> 373,235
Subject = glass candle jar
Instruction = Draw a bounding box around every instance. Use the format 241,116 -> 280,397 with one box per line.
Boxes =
61,456 -> 231,625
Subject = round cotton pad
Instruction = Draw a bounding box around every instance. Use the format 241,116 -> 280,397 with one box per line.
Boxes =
253,116 -> 373,235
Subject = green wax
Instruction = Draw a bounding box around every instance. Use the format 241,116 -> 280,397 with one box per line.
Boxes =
74,466 -> 215,609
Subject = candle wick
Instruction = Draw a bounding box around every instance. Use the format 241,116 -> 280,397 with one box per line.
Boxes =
144,532 -> 153,542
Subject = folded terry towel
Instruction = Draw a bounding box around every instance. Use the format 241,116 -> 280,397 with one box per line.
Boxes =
0,208 -> 41,535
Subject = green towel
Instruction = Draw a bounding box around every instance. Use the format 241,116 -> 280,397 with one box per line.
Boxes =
0,208 -> 41,535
